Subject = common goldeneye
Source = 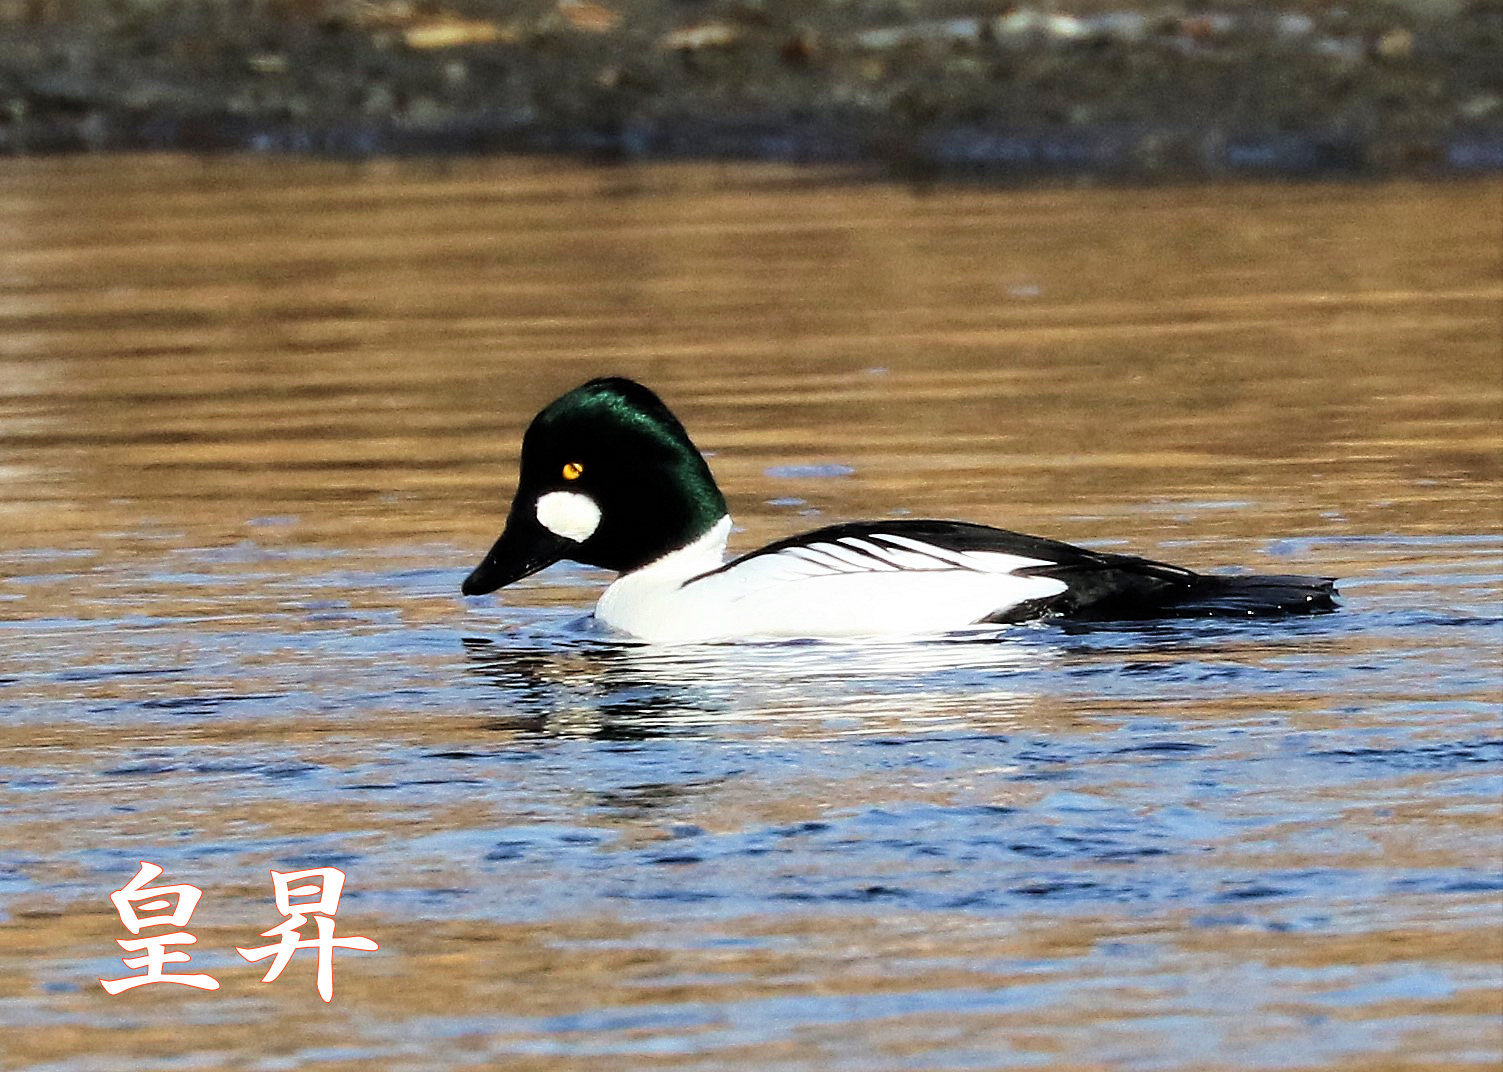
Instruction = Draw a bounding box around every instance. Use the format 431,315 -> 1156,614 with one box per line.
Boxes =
461,378 -> 1337,643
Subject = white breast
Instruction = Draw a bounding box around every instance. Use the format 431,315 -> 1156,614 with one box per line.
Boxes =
595,526 -> 1068,644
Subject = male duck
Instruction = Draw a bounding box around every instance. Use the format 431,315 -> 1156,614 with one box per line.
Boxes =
462,378 -> 1337,643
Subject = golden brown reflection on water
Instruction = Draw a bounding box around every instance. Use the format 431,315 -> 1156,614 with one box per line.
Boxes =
2,159 -> 1498,555
0,158 -> 1500,1070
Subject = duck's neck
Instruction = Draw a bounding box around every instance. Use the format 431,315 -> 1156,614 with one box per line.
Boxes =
595,515 -> 732,637
633,514 -> 733,584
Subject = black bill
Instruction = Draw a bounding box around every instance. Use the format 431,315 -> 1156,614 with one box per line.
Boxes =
461,518 -> 571,596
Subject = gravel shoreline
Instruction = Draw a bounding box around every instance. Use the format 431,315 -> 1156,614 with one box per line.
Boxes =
2,1 -> 1500,179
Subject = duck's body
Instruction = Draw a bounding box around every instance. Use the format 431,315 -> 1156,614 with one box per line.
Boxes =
462,378 -> 1337,644
592,517 -> 1335,644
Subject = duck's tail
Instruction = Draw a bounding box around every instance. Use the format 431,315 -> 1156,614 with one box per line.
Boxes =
1014,558 -> 1341,621
1156,572 -> 1339,618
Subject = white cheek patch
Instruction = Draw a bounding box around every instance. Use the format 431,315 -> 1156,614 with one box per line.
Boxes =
535,490 -> 601,543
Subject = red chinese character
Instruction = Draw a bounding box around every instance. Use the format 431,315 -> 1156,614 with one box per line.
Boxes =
100,861 -> 219,994
237,868 -> 377,1002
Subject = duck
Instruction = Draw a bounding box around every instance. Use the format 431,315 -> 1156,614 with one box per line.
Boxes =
461,377 -> 1337,643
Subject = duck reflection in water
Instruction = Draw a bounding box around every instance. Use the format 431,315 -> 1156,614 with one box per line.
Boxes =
459,630 -> 1057,739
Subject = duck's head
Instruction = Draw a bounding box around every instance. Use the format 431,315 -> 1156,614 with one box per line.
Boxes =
461,378 -> 728,596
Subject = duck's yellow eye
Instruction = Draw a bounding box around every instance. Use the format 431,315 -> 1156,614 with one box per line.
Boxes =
561,461 -> 584,481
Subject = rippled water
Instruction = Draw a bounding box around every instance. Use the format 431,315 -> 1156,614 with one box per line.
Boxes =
1,158 -> 1500,1070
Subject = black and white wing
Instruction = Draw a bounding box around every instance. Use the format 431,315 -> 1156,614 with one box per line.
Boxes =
702,520 -> 1335,623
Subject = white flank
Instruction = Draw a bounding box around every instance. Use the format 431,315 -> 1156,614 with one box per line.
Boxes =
535,491 -> 602,543
595,522 -> 1070,644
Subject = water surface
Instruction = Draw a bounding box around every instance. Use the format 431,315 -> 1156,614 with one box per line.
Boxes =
0,158 -> 1500,1071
